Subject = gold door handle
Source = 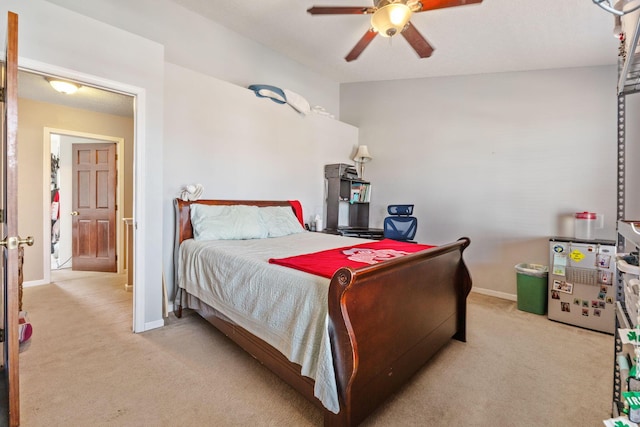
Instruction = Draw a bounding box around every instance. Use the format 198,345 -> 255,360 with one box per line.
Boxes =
71,211 -> 79,216
19,236 -> 34,246
0,236 -> 34,250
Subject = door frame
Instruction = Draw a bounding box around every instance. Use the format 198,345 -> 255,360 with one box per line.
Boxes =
20,58 -> 146,332
44,130 -> 125,277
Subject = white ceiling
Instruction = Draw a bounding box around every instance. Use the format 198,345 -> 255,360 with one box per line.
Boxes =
170,0 -> 622,83
19,0 -> 623,116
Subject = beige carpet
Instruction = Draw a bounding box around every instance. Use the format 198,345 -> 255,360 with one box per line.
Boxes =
18,271 -> 612,426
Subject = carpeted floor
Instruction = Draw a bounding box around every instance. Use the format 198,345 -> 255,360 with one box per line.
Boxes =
18,270 -> 613,426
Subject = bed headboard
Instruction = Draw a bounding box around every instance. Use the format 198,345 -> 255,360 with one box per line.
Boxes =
172,198 -> 299,316
174,199 -> 296,246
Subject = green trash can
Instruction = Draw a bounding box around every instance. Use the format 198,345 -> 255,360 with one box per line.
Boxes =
515,263 -> 549,315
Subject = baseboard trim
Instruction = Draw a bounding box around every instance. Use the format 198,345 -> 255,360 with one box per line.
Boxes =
471,287 -> 517,302
23,279 -> 49,288
144,319 -> 165,331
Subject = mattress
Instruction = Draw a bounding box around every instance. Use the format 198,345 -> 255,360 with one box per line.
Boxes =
177,231 -> 369,413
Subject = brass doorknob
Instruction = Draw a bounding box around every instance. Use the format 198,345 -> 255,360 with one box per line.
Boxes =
18,236 -> 34,246
71,211 -> 79,216
0,236 -> 34,250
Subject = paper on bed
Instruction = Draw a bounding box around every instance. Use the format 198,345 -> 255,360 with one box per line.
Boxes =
178,232 -> 370,413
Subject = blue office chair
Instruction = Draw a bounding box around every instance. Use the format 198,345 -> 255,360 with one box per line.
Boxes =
383,204 -> 417,242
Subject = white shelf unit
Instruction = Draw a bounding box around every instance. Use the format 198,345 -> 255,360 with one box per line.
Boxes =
612,3 -> 640,416
614,222 -> 640,416
619,4 -> 640,95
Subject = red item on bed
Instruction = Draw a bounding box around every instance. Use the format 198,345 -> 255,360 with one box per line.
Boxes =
269,238 -> 435,278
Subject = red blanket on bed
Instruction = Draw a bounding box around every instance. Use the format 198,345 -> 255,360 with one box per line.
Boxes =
269,239 -> 435,278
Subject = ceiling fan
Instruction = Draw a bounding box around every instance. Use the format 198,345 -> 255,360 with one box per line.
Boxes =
307,0 -> 483,62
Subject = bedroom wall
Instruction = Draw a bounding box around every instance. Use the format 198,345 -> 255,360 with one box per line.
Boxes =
162,62 -> 358,297
9,1 -> 625,319
340,65 -> 618,299
45,0 -> 341,117
43,0 -> 352,313
2,0 -> 165,331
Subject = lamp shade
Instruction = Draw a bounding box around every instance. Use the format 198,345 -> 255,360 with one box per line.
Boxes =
353,145 -> 372,163
371,3 -> 412,37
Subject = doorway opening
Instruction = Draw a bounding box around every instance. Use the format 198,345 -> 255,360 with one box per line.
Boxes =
48,132 -> 125,274
16,67 -> 137,330
18,61 -> 147,332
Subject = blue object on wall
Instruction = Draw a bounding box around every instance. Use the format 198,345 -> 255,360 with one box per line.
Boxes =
248,84 -> 287,104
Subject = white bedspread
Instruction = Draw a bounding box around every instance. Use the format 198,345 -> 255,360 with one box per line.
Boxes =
178,232 -> 368,413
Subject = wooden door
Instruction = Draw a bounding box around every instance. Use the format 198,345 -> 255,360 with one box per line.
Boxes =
71,143 -> 117,272
0,12 -> 23,427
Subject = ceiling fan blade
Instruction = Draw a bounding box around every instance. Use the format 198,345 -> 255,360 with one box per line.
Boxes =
345,29 -> 377,62
307,6 -> 375,15
415,0 -> 483,12
401,22 -> 434,58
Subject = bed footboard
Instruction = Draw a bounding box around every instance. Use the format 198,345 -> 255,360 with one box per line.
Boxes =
325,237 -> 471,426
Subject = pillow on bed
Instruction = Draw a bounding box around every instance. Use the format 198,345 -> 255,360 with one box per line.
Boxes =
191,204 -> 268,240
259,206 -> 305,238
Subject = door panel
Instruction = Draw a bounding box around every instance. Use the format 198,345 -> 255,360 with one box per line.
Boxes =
1,11 -> 21,427
71,143 -> 117,272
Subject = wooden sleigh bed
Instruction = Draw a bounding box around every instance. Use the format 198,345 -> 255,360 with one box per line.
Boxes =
173,199 -> 472,426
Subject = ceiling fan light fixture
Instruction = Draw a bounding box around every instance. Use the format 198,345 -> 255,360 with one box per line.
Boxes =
371,3 -> 412,37
47,78 -> 80,95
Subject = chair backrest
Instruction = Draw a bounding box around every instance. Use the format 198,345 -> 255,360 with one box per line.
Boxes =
383,204 -> 417,242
